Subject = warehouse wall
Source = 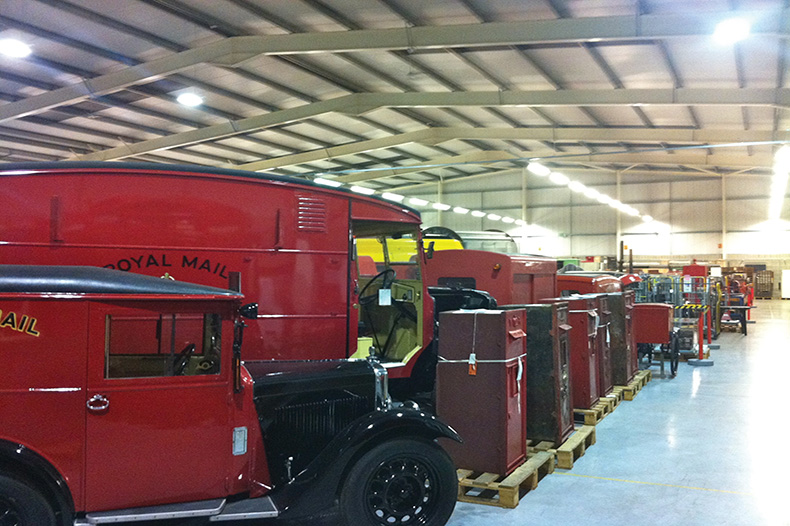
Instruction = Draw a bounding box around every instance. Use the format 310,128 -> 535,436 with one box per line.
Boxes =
402,168 -> 790,263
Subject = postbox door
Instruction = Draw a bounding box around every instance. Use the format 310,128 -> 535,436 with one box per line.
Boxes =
84,303 -> 233,512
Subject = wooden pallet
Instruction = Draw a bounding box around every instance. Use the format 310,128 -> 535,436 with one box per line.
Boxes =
528,424 -> 597,470
456,450 -> 555,508
574,397 -> 614,425
615,369 -> 652,401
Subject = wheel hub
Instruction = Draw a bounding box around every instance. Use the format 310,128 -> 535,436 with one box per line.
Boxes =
366,458 -> 436,525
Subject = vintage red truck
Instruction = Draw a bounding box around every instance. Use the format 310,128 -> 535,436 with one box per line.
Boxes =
0,162 -> 466,396
0,264 -> 459,525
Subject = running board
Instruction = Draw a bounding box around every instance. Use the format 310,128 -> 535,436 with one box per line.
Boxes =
77,496 -> 278,524
210,497 -> 279,521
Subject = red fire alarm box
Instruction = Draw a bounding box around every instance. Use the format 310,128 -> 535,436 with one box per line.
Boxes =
436,309 -> 527,475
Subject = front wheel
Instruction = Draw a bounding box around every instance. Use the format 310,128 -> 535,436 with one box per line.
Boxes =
340,438 -> 457,526
0,473 -> 57,526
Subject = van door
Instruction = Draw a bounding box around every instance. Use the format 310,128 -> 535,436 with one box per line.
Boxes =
84,302 -> 233,512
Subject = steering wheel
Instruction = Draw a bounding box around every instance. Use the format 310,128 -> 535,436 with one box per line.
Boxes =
358,268 -> 396,306
173,343 -> 196,375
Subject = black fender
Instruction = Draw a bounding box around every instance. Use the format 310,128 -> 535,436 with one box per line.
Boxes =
271,407 -> 460,519
0,440 -> 74,525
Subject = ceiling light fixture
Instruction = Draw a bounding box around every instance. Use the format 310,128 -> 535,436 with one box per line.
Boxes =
515,219 -> 527,226
350,185 -> 375,195
526,162 -> 551,177
313,177 -> 342,188
549,172 -> 570,185
432,202 -> 451,211
642,215 -> 654,223
487,213 -> 502,221
176,92 -> 203,107
408,197 -> 429,206
713,18 -> 751,45
568,181 -> 586,193
453,206 -> 469,214
0,39 -> 32,58
471,210 -> 487,217
381,192 -> 405,202
502,217 -> 515,223
584,187 -> 600,200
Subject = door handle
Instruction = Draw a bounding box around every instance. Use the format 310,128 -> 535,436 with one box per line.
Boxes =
86,394 -> 109,412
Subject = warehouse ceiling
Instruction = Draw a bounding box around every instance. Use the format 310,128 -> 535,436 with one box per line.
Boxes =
0,0 -> 788,191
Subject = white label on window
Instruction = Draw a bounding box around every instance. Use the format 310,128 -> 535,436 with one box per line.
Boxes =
379,288 -> 392,306
233,426 -> 247,456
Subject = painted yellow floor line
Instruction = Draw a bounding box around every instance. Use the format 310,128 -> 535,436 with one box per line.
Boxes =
555,472 -> 751,496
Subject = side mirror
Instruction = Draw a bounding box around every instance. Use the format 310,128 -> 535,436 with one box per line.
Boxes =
239,303 -> 258,320
426,241 -> 435,260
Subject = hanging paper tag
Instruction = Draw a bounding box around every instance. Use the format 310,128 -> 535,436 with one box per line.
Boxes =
468,353 -> 477,376
378,288 -> 392,306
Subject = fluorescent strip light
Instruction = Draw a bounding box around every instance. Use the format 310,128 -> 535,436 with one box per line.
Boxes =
453,206 -> 469,214
713,18 -> 751,45
487,214 -> 502,221
176,93 -> 203,107
609,200 -> 623,210
409,197 -> 429,206
432,203 -> 451,211
584,187 -> 600,200
568,181 -> 586,193
381,192 -> 404,202
642,215 -> 654,223
515,219 -> 527,226
350,185 -> 375,195
471,210 -> 486,217
314,177 -> 342,188
502,217 -> 515,223
527,162 -> 551,177
0,39 -> 32,58
549,172 -> 570,185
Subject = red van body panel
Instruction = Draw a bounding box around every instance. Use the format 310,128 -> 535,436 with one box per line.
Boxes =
0,164 -> 427,379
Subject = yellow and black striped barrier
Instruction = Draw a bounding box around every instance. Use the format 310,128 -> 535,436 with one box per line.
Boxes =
674,304 -> 710,318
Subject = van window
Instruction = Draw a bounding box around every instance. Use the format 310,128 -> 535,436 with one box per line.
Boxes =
105,313 -> 221,379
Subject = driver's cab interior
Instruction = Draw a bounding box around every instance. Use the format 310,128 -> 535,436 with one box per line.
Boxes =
105,310 -> 223,379
351,221 -> 425,367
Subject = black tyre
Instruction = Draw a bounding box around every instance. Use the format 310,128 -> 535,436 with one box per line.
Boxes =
339,438 -> 457,526
0,473 -> 57,526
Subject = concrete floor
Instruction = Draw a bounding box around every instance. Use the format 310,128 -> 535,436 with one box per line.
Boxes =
448,299 -> 790,526
139,300 -> 789,526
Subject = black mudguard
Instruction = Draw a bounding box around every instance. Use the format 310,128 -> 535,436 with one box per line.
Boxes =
271,407 -> 460,519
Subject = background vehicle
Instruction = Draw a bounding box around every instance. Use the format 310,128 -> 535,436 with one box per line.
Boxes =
0,265 -> 459,526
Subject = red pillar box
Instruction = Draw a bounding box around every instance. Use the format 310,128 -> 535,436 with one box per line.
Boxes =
436,309 -> 527,475
499,303 -> 574,446
580,293 -> 614,396
540,296 -> 599,410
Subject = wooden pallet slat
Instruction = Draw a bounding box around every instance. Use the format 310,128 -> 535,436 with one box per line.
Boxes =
573,396 -> 614,425
617,369 -> 652,401
456,450 -> 555,509
555,425 -> 597,469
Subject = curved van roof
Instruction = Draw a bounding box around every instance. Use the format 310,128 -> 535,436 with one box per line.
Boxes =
0,161 -> 421,218
0,265 -> 241,297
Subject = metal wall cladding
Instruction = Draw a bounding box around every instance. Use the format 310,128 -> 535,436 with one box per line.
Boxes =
436,309 -> 527,475
501,304 -> 574,446
541,296 -> 599,410
607,291 -> 637,385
